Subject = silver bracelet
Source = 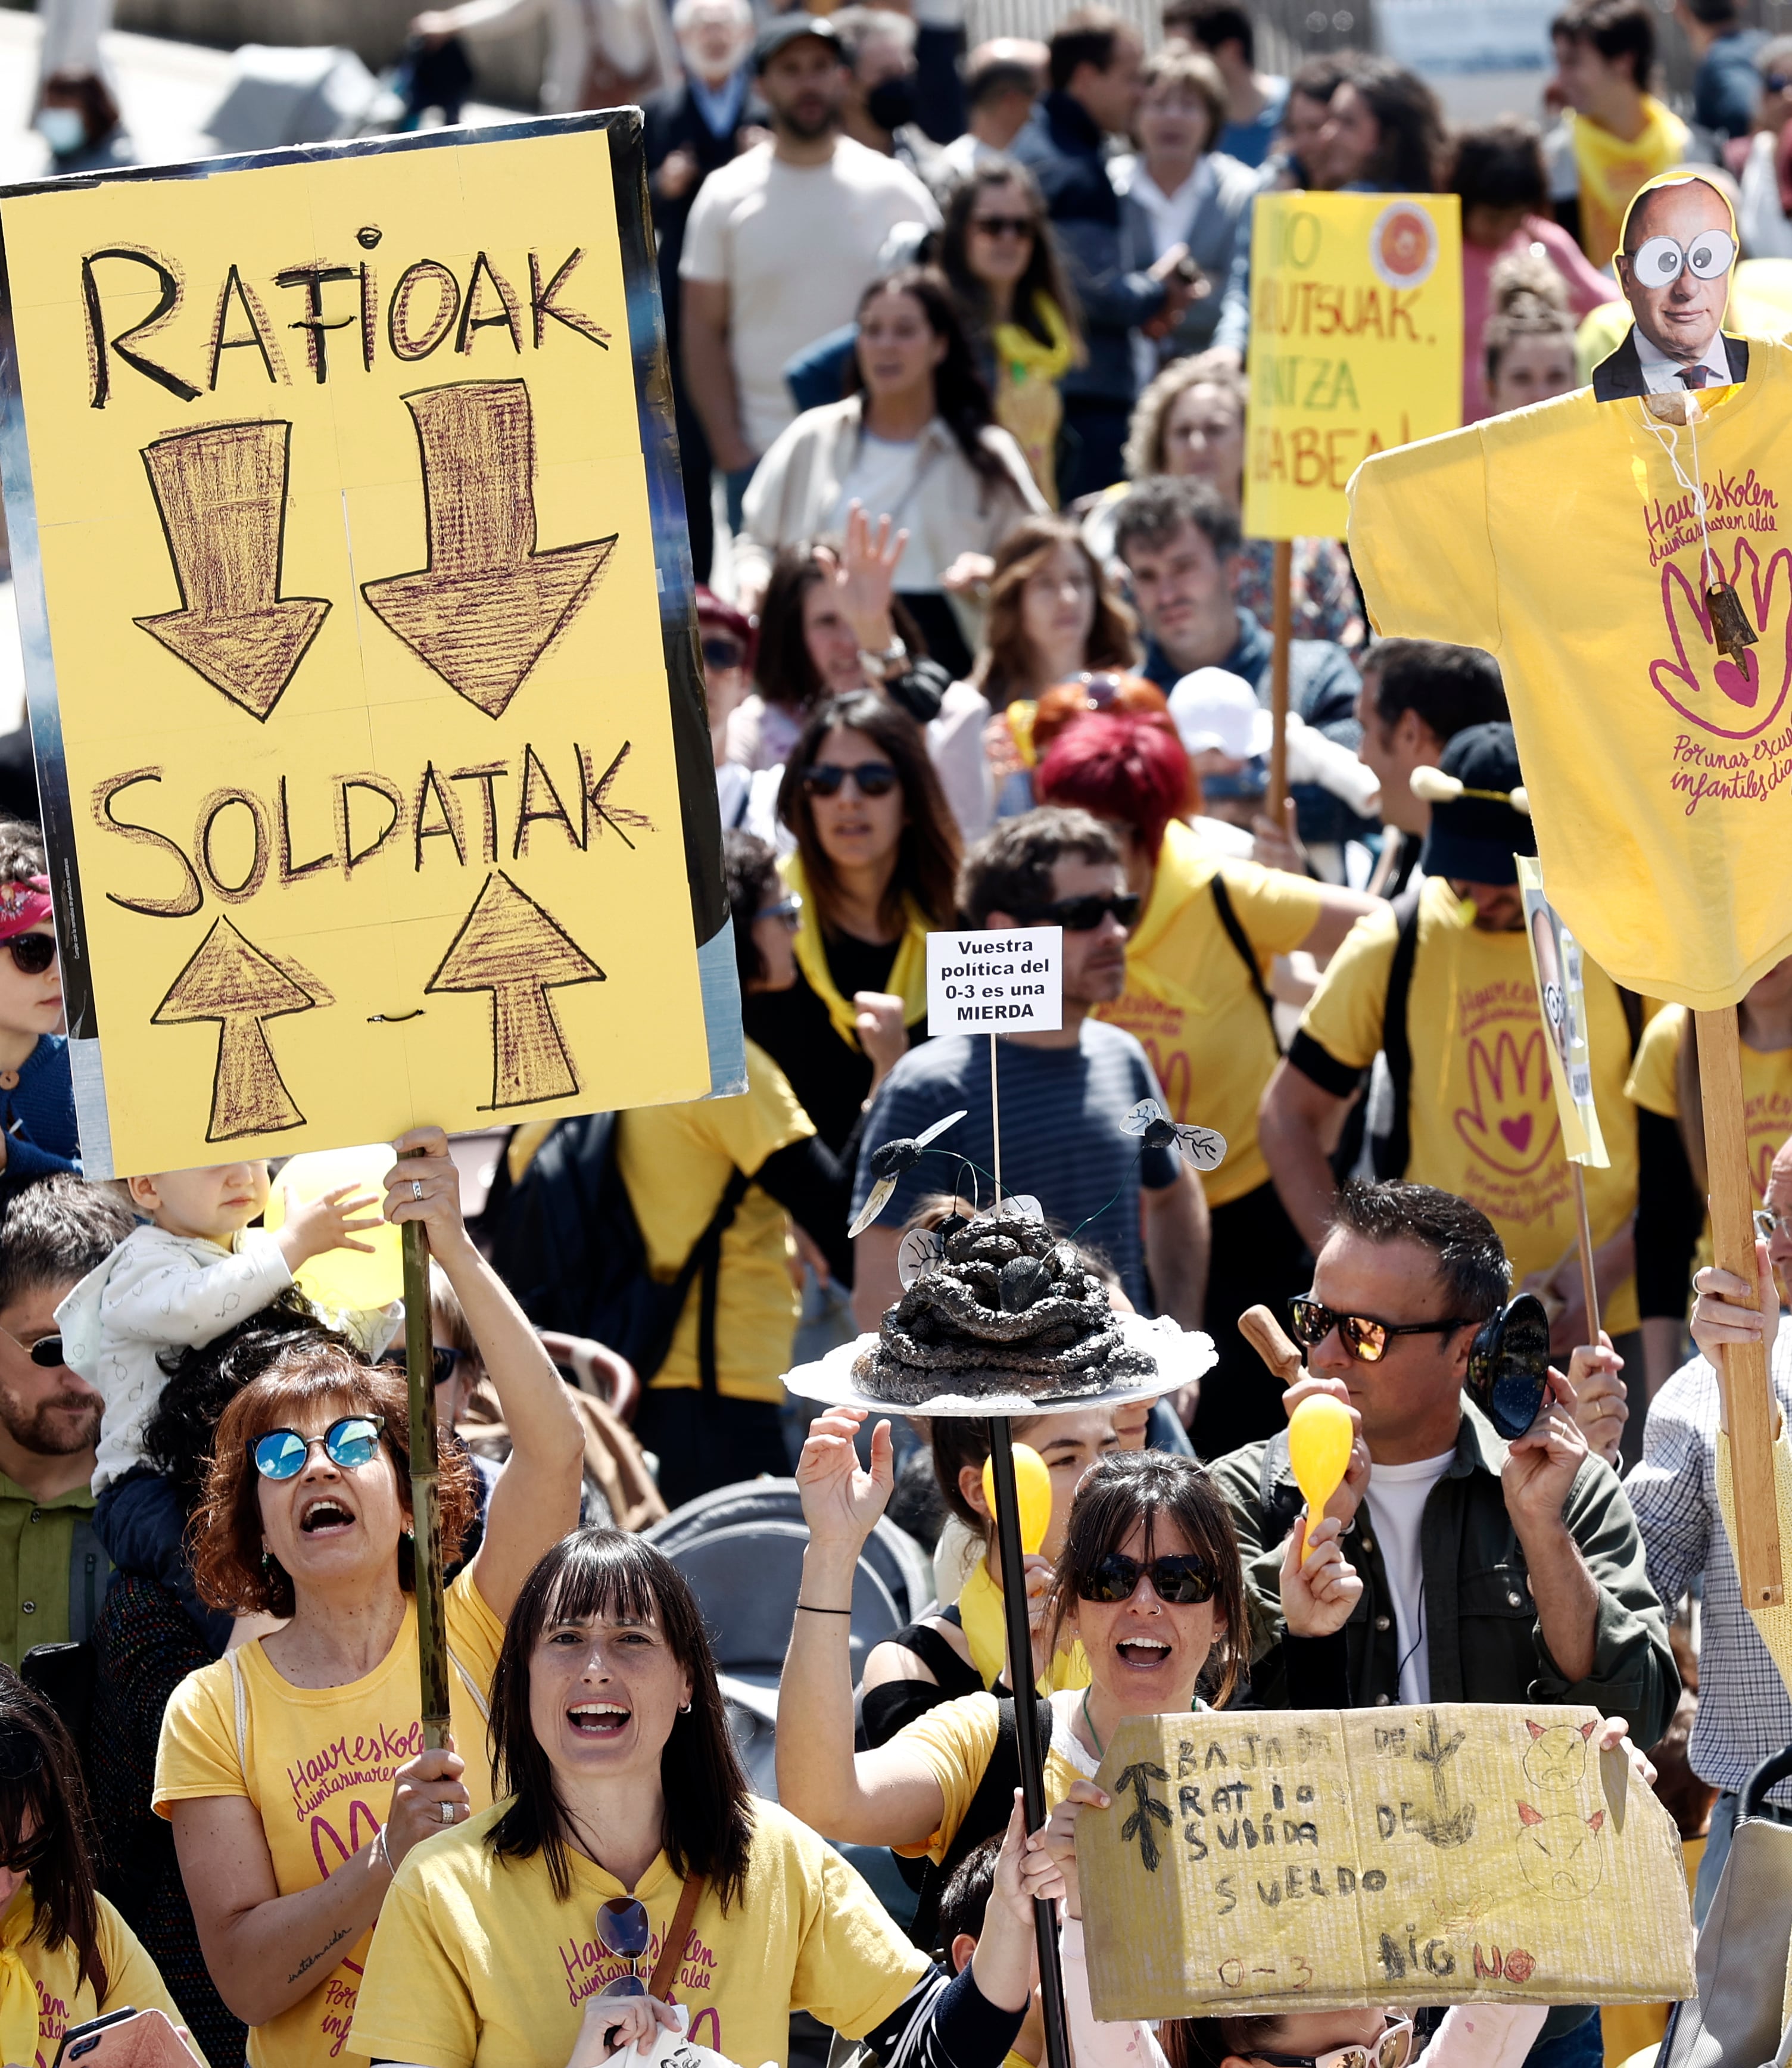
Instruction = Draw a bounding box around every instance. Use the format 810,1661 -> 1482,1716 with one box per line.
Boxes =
376,1826 -> 394,1879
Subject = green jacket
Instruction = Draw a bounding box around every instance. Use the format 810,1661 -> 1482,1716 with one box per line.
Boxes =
0,1475 -> 110,1673
1208,1399 -> 1678,1748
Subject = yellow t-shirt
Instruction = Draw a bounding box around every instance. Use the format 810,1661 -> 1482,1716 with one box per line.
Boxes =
1348,340 -> 1792,1011
0,1888 -> 200,2068
346,1795 -> 927,2068
1096,825 -> 1322,1208
893,1689 -> 1095,1865
152,1567 -> 504,2068
1626,1001 -> 1792,1270
1567,99 -> 1690,268
1298,877 -> 1641,1330
617,1038 -> 812,1401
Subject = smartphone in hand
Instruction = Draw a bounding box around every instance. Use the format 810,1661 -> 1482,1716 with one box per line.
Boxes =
54,2007 -> 201,2067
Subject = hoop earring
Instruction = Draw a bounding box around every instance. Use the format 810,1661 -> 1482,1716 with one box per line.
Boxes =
678,1701 -> 693,1715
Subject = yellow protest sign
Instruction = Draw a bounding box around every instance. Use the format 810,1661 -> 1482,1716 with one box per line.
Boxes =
1081,1706 -> 1694,2019
1243,192 -> 1462,543
1517,858 -> 1610,1167
0,117 -> 734,1178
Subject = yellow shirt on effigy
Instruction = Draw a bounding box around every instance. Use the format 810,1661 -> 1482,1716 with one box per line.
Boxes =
1347,341 -> 1792,1011
346,1796 -> 927,2068
1626,1004 -> 1792,1273
1298,877 -> 1641,1329
152,1567 -> 503,2068
1096,824 -> 1322,1208
616,1039 -> 812,1403
0,1886 -> 199,2068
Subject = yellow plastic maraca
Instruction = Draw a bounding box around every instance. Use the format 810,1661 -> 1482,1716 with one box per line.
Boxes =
982,1441 -> 1054,1555
263,1144 -> 402,1313
1287,1393 -> 1354,1563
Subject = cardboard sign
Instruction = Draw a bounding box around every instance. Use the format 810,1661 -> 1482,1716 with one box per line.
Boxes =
926,927 -> 1061,1036
1081,1706 -> 1694,2018
1517,858 -> 1609,1167
1243,192 -> 1463,543
0,117 -> 737,1178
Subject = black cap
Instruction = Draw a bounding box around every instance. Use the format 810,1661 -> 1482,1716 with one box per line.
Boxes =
1417,721 -> 1535,887
754,14 -> 842,71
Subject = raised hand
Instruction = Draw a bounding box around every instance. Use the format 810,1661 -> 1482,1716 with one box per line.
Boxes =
383,1736 -> 469,1871
1280,1511 -> 1363,1637
383,1126 -> 471,1258
1559,1337 -> 1628,1468
279,1184 -> 381,1267
1021,1776 -> 1109,1921
1501,1368 -> 1590,1533
796,1407 -> 893,1551
835,502 -> 909,653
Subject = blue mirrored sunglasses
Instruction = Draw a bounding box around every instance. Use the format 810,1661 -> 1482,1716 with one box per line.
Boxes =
596,1895 -> 652,1998
250,1415 -> 387,1481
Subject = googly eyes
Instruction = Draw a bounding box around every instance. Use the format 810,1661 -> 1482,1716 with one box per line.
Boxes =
1630,230 -> 1735,285
1686,229 -> 1737,278
1631,236 -> 1684,286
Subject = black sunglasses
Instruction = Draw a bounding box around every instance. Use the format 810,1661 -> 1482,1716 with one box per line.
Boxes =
1009,892 -> 1142,932
4,935 -> 54,977
800,760 -> 900,799
971,214 -> 1036,238
0,1326 -> 62,1369
702,636 -> 746,671
0,1829 -> 51,1874
1287,1296 -> 1472,1365
1075,1549 -> 1217,1605
379,1344 -> 469,1388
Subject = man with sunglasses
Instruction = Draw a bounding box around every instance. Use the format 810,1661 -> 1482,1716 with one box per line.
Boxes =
850,808 -> 1208,1337
0,1175 -> 135,1673
1210,1178 -> 1673,2068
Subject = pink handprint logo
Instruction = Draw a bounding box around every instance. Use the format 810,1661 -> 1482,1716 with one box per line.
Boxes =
1651,535 -> 1792,740
1453,1028 -> 1561,1177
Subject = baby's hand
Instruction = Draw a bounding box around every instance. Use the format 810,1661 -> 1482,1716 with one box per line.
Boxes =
277,1184 -> 381,1269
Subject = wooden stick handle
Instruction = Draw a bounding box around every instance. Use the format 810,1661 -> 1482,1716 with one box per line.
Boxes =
401,1153 -> 453,1748
1696,1008 -> 1783,1609
1266,539 -> 1293,821
1570,1162 -> 1601,1344
1240,1303 -> 1303,1384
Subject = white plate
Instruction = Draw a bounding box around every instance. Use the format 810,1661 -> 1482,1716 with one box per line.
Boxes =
783,1313 -> 1216,1419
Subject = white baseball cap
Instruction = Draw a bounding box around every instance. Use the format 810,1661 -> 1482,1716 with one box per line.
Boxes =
1168,668 -> 1273,760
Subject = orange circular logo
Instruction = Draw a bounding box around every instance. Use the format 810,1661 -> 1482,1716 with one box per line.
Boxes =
1369,202 -> 1439,288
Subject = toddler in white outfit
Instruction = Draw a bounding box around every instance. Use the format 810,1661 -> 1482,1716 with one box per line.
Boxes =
57,1158 -> 384,1496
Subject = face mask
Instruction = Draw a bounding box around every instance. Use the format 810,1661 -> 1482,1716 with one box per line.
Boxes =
36,107 -> 85,156
865,76 -> 918,132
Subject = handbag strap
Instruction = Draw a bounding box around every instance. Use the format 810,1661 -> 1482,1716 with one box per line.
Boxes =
650,1875 -> 705,2000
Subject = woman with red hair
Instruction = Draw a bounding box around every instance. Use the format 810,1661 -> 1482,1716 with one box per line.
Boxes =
1036,714 -> 1376,1456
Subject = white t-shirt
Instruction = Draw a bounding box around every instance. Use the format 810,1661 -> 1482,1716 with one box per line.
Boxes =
831,432 -> 942,587
1364,1448 -> 1456,1706
681,138 -> 940,456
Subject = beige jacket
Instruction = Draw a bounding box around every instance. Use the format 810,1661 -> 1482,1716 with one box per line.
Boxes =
734,397 -> 1048,634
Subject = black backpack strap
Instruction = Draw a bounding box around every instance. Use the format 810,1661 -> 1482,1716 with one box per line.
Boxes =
905,1692 -> 1054,1953
1211,871 -> 1279,1043
690,1167 -> 752,1396
1373,882 -> 1426,1181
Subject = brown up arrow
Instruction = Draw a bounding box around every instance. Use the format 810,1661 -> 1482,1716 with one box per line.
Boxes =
152,917 -> 329,1141
426,870 -> 605,1107
361,381 -> 618,718
134,421 -> 331,721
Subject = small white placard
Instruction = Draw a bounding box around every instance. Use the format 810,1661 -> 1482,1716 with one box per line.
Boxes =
926,926 -> 1062,1036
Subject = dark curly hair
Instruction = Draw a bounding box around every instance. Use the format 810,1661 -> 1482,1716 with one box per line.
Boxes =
0,814 -> 44,885
189,1340 -> 478,1617
142,1294 -> 350,1520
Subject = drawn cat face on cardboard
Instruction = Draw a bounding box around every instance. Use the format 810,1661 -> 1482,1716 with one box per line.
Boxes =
1612,173 -> 1738,370
1521,1716 -> 1597,1789
1516,1801 -> 1606,1896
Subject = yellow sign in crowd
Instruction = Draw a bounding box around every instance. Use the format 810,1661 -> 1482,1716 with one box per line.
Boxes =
2,126 -> 713,1176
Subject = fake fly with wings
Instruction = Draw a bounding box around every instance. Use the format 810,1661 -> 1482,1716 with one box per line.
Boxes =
847,1108 -> 970,1239
1120,1098 -> 1227,1172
